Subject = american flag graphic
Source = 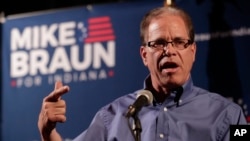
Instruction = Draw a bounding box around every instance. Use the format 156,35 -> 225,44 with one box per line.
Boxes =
84,16 -> 115,43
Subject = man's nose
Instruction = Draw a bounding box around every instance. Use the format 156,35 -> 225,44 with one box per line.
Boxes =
163,43 -> 175,56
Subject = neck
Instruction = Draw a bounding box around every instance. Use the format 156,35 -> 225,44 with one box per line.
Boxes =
147,85 -> 183,104
146,86 -> 170,104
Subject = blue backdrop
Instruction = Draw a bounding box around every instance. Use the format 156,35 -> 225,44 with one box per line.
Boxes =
1,0 -> 250,141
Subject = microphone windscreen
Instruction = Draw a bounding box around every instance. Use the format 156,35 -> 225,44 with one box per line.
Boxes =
136,90 -> 153,106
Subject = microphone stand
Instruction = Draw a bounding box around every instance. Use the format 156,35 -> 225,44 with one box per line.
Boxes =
133,115 -> 142,141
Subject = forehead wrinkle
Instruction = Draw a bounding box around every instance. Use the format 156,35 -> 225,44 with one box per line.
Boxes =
162,21 -> 188,41
148,22 -> 171,41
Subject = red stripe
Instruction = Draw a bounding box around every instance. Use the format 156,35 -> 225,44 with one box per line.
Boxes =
11,80 -> 16,87
89,23 -> 111,30
85,35 -> 115,43
88,29 -> 113,36
247,116 -> 250,123
89,16 -> 110,24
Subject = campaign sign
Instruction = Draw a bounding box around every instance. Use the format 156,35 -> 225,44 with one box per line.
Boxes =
1,1 -> 161,141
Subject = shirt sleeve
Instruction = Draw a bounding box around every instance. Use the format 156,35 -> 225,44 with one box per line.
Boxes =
73,110 -> 107,141
221,103 -> 247,141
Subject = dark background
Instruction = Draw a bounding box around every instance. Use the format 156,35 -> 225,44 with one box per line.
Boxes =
0,0 -> 144,16
1,0 -> 249,16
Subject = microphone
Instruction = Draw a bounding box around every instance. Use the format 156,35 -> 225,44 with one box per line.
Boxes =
126,90 -> 153,117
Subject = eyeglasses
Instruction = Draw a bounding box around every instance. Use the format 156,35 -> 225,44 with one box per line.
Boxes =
146,39 -> 193,50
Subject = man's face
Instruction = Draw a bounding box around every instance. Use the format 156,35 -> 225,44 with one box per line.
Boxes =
140,14 -> 196,91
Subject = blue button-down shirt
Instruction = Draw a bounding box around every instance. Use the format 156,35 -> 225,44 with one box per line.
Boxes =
73,76 -> 247,141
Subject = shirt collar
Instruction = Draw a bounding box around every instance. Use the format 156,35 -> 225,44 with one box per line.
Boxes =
143,75 -> 194,106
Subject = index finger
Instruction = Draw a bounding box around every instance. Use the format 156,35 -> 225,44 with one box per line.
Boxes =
54,81 -> 63,90
45,81 -> 70,102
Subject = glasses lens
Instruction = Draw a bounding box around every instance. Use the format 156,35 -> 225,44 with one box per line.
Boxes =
148,40 -> 165,49
148,39 -> 191,50
173,39 -> 191,50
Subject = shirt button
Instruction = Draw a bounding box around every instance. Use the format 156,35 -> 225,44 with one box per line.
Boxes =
163,107 -> 168,112
159,133 -> 164,138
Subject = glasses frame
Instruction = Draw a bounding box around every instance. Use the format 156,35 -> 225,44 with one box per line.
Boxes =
146,39 -> 193,50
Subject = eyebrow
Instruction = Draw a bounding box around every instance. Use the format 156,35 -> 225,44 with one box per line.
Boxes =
152,37 -> 187,41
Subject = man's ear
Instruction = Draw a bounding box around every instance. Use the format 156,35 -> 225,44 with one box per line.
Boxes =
191,42 -> 196,62
140,46 -> 148,66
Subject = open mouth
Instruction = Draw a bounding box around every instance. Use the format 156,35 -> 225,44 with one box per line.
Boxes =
160,62 -> 179,71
